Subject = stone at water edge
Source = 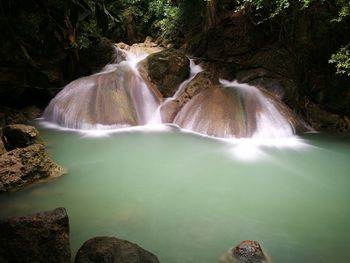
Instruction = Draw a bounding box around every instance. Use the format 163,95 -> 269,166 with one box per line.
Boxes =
2,124 -> 42,151
0,207 -> 71,263
0,144 -> 66,193
220,240 -> 271,263
74,236 -> 160,263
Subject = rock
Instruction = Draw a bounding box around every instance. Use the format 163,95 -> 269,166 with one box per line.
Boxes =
173,82 -> 309,138
176,71 -> 219,106
74,236 -> 160,263
79,37 -> 115,75
0,106 -> 28,127
305,101 -> 349,132
0,144 -> 66,193
115,42 -> 163,61
0,207 -> 71,263
2,124 -> 41,151
246,48 -> 299,81
138,49 -> 190,97
220,240 -> 270,263
160,71 -> 219,123
0,138 -> 6,155
236,68 -> 298,102
43,62 -> 161,128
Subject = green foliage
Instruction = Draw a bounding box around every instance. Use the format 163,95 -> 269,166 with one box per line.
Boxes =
329,44 -> 350,76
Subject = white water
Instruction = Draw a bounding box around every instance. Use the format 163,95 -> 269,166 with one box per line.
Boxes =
220,80 -> 295,139
43,50 -> 160,129
43,47 -> 304,140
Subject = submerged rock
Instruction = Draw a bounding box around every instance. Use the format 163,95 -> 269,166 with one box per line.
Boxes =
74,236 -> 160,263
138,48 -> 190,97
220,240 -> 270,263
0,144 -> 66,193
0,207 -> 71,263
2,124 -> 41,151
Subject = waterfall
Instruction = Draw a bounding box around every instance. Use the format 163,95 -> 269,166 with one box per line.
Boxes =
173,80 -> 297,139
43,46 -> 307,139
43,49 -> 161,129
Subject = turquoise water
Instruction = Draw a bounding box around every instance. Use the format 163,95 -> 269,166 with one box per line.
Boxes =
1,125 -> 350,263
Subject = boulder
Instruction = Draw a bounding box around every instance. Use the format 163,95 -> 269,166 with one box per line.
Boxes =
0,144 -> 66,193
236,68 -> 298,102
138,49 -> 190,97
173,83 -> 309,138
2,124 -> 41,151
220,240 -> 270,263
0,106 -> 42,128
74,236 -> 160,263
176,71 -> 220,106
0,207 -> 71,263
305,101 -> 349,132
0,106 -> 28,127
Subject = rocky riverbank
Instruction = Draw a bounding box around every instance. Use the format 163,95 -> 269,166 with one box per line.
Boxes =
0,109 -> 66,193
0,207 -> 269,263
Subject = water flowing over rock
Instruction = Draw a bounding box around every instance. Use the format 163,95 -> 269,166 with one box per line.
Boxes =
0,207 -> 71,263
43,62 -> 161,129
174,81 -> 308,139
159,70 -> 218,123
74,236 -> 160,263
43,44 -> 310,139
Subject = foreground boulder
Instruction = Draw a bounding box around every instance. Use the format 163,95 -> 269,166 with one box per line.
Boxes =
75,236 -> 160,263
0,207 -> 70,263
0,144 -> 65,193
138,48 -> 190,97
220,240 -> 271,263
2,124 -> 41,151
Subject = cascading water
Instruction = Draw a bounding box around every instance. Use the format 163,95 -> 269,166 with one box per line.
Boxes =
43,47 -> 307,139
173,80 -> 296,139
43,49 -> 161,129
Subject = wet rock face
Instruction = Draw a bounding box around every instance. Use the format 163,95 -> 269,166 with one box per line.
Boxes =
0,207 -> 71,263
74,236 -> 160,263
159,71 -> 219,123
176,71 -> 219,107
220,240 -> 269,263
233,240 -> 266,263
138,49 -> 190,97
0,144 -> 66,193
2,124 -> 41,151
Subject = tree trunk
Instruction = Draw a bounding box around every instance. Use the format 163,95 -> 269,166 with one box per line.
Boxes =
204,0 -> 217,31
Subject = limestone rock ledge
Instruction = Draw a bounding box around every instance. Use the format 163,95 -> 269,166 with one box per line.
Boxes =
0,143 -> 66,193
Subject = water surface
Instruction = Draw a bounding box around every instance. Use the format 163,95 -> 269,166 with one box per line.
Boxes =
1,126 -> 350,263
